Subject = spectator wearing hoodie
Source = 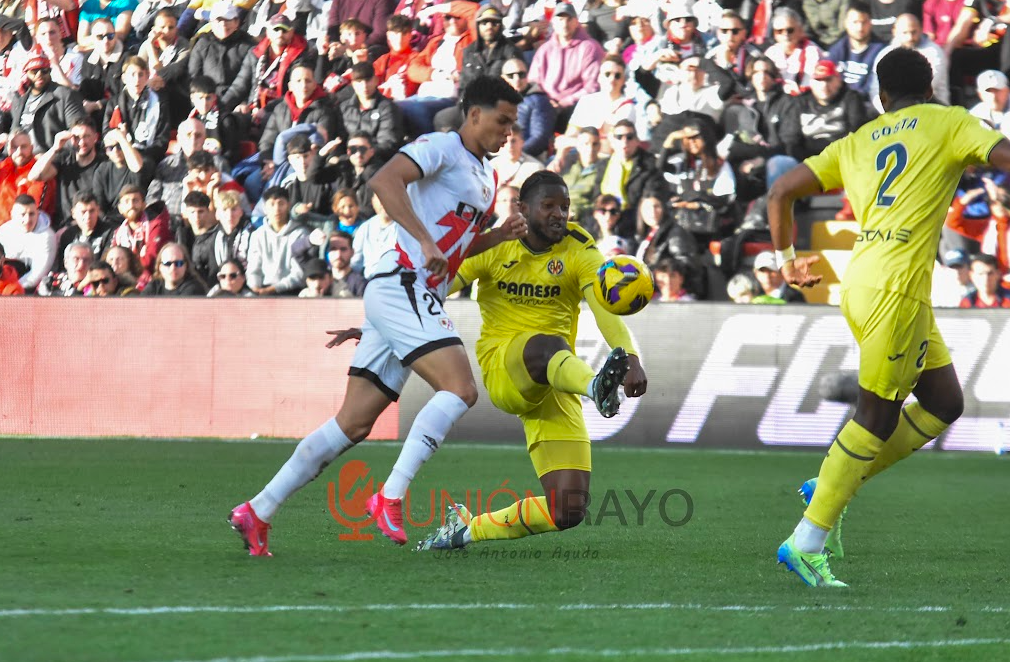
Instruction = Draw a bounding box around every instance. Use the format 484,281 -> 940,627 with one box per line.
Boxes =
187,2 -> 257,100
0,194 -> 57,291
246,186 -> 309,295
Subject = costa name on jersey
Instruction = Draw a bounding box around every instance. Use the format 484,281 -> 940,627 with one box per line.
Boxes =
374,132 -> 497,298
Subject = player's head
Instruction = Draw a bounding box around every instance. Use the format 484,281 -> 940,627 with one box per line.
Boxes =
876,48 -> 933,110
459,75 -> 523,156
519,170 -> 570,246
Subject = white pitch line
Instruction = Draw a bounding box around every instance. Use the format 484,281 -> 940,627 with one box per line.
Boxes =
2,602 -> 1007,619
155,638 -> 1010,662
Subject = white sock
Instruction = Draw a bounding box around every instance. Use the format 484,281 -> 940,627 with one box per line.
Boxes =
250,417 -> 354,522
794,517 -> 829,554
383,391 -> 470,499
462,527 -> 473,545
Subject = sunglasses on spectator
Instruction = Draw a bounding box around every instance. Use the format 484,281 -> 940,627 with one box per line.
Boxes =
348,145 -> 370,155
612,133 -> 636,141
596,207 -> 620,215
719,27 -> 744,34
95,33 -> 116,40
161,260 -> 186,268
773,27 -> 795,34
218,272 -> 242,280
503,71 -> 527,79
105,144 -> 122,152
92,277 -> 111,286
27,68 -> 51,75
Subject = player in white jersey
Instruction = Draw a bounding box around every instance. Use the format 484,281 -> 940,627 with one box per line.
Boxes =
229,76 -> 527,556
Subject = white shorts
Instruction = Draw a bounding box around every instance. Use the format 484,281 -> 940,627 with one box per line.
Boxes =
348,269 -> 462,400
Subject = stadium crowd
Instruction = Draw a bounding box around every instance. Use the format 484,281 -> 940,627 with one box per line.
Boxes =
0,0 -> 1007,307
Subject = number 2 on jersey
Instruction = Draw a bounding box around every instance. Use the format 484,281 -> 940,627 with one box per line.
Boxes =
875,143 -> 907,207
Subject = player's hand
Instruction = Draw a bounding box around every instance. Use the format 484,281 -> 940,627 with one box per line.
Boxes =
497,212 -> 528,240
781,256 -> 822,288
326,327 -> 363,348
623,354 -> 647,398
421,240 -> 448,280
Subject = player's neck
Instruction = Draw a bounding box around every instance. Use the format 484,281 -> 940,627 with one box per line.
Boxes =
457,128 -> 487,161
885,97 -> 928,113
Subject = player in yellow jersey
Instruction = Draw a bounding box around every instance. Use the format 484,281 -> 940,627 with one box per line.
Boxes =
767,48 -> 1010,587
408,170 -> 649,550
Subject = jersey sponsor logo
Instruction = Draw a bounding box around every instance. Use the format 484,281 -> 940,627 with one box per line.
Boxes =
547,258 -> 564,276
870,117 -> 918,141
482,185 -> 492,203
439,317 -> 455,331
855,228 -> 912,244
497,281 -> 562,298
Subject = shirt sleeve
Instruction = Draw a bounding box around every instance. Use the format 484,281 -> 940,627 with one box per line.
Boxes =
398,132 -> 452,179
803,137 -> 844,192
955,108 -> 1006,166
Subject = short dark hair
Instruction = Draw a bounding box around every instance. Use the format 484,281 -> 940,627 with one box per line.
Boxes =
286,134 -> 313,155
72,191 -> 99,207
189,75 -> 217,95
118,184 -> 144,200
519,170 -> 566,202
88,260 -> 115,275
459,75 -> 523,117
745,55 -> 779,80
351,62 -> 375,80
601,54 -> 626,71
154,8 -> 178,23
183,191 -> 211,208
71,117 -> 98,133
970,253 -> 999,270
876,48 -> 933,103
186,151 -> 216,171
123,55 -> 149,73
13,193 -> 36,207
579,126 -> 600,139
330,229 -> 354,244
847,1 -> 872,17
262,186 -> 290,202
612,119 -> 636,136
653,256 -> 687,276
387,14 -> 412,33
340,18 -> 370,33
347,131 -> 374,145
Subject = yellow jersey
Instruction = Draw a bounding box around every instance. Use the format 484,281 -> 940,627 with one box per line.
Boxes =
455,224 -> 603,365
804,104 -> 1004,303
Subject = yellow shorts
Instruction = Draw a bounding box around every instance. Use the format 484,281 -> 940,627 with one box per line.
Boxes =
480,332 -> 592,477
840,286 -> 951,400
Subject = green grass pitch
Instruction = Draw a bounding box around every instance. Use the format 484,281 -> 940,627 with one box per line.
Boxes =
2,438 -> 1009,662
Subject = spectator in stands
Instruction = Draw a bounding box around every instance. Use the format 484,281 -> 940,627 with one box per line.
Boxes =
923,0 -> 964,48
37,240 -> 92,295
764,7 -> 824,95
177,190 -> 219,284
32,18 -> 85,92
460,5 -> 523,92
622,7 -> 663,139
324,229 -> 365,296
655,0 -> 707,64
558,127 -> 606,227
828,2 -> 885,100
213,189 -> 254,268
246,186 -> 308,295
28,118 -> 104,229
583,0 -> 627,51
330,186 -> 367,234
350,191 -> 395,273
602,120 -> 667,227
327,0 -> 391,48
796,59 -> 868,161
144,241 -> 208,295
275,134 -> 338,225
869,0 -> 920,44
316,18 -> 377,97
103,243 -> 149,290
79,19 -> 127,121
336,131 -> 380,218
490,124 -> 542,190
257,63 -> 344,198
656,55 -> 727,124
112,184 -> 173,276
82,259 -> 137,296
726,271 -> 759,303
960,253 -> 1010,307
180,151 -> 247,217
340,62 -> 405,159
93,126 -> 151,216
870,14 -> 950,111
942,169 -> 1004,256
653,256 -> 695,302
753,250 -> 807,303
103,56 -> 172,166
373,14 -> 419,101
148,120 -> 230,220
7,52 -> 86,152
0,241 -> 24,295
188,76 -> 240,164
529,2 -> 604,132
77,0 -> 135,49
970,69 -> 1010,136
804,0 -> 847,48
223,13 -> 315,118
563,56 -> 636,150
493,185 -> 521,222
500,57 -> 554,158
55,191 -> 114,272
0,194 -> 56,291
933,247 -> 976,307
634,192 -> 698,266
299,257 -> 335,297
662,120 -> 736,238
207,257 -> 255,296
400,2 -> 477,135
137,9 -> 190,125
187,2 -> 257,100
0,130 -> 53,225
706,9 -> 764,94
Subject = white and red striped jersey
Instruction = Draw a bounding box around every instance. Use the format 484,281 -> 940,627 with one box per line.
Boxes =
370,131 -> 496,299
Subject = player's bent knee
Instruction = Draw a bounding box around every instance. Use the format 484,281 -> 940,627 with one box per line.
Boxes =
930,391 -> 964,425
554,508 -> 586,531
448,382 -> 479,408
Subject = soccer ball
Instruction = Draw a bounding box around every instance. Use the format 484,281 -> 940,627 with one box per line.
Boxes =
592,255 -> 655,315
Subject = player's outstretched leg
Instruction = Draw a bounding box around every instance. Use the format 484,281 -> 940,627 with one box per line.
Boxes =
526,334 -> 629,419
372,344 -> 477,546
416,469 -> 588,550
230,376 -> 393,556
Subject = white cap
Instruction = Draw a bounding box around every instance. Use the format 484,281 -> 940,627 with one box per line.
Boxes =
210,1 -> 240,21
597,235 -> 631,256
978,69 -> 1009,91
624,0 -> 660,19
663,0 -> 696,22
753,251 -> 777,271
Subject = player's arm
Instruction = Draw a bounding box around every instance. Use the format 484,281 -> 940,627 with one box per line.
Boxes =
986,138 -> 1010,171
584,284 -> 647,398
767,162 -> 826,287
368,153 -> 447,278
467,213 -> 529,257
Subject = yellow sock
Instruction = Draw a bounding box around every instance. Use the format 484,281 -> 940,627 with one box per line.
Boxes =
805,420 -> 885,530
469,496 -> 559,542
863,403 -> 949,482
546,350 -> 596,397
